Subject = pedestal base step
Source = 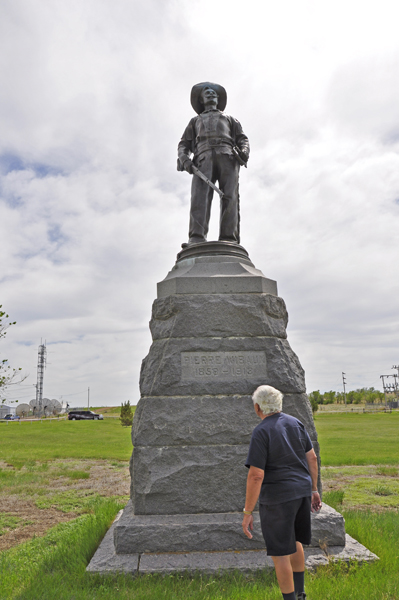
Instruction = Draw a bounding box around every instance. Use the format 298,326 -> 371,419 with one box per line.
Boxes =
113,501 -> 346,554
87,510 -> 378,575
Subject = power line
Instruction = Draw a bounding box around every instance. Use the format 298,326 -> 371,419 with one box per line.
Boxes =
59,389 -> 88,397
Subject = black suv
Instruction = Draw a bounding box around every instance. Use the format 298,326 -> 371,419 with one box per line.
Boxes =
68,410 -> 103,421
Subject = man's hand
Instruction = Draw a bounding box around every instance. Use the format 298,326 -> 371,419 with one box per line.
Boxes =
242,513 -> 254,539
242,466 -> 263,539
311,491 -> 322,513
182,158 -> 194,174
306,448 -> 321,512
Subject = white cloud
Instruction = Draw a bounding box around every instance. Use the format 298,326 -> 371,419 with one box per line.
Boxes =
1,0 -> 399,405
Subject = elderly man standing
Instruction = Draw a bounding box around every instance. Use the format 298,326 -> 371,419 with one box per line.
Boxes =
242,385 -> 322,600
177,82 -> 249,245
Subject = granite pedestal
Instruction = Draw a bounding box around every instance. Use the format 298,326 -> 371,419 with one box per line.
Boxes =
87,241 -> 377,574
88,509 -> 378,575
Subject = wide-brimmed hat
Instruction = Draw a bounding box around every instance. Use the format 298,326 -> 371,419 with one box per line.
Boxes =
190,82 -> 227,114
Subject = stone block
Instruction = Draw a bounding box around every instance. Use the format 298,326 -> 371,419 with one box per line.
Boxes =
157,257 -> 278,297
114,502 -> 265,554
139,549 -> 274,575
282,393 -> 318,441
304,534 -> 379,570
114,503 -> 345,555
86,505 -> 378,576
149,294 -> 288,340
88,531 -> 378,576
139,337 -> 306,397
131,444 -> 249,514
86,510 -> 139,574
131,392 -> 322,498
132,395 -> 259,447
310,503 -> 346,546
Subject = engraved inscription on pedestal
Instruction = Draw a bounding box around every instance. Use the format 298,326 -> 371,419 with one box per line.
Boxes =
181,351 -> 267,381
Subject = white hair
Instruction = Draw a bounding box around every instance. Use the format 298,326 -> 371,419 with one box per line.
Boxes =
252,385 -> 283,414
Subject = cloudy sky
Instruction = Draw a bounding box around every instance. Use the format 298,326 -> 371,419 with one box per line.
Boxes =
1,0 -> 398,408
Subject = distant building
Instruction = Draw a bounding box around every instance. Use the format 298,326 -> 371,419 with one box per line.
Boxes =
0,405 -> 16,418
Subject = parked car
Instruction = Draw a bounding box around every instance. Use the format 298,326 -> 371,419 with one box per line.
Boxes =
68,410 -> 103,421
2,414 -> 20,420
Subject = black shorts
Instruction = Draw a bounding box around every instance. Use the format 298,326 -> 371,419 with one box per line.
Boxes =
259,496 -> 312,556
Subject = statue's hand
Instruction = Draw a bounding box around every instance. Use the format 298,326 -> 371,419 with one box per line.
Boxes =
182,158 -> 194,174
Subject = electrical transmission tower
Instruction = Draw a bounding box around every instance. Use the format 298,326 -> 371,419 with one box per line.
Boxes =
380,373 -> 398,409
35,343 -> 47,416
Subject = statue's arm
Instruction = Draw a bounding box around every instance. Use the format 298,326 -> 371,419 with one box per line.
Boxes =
177,118 -> 196,173
232,118 -> 250,161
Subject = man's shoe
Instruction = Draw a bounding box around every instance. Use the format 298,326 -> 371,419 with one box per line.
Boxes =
297,593 -> 307,599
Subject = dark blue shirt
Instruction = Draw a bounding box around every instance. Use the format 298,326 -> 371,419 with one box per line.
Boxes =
245,412 -> 313,505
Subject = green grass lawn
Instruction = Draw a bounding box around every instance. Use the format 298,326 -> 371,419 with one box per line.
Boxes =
0,419 -> 132,466
3,410 -> 396,468
1,508 -> 398,600
316,411 -> 399,465
1,412 -> 399,599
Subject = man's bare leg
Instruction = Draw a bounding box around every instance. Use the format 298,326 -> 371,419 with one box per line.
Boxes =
291,542 -> 305,597
290,541 -> 305,570
271,555 -> 295,595
272,543 -> 305,598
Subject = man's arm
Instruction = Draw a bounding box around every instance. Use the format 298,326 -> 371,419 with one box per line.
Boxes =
242,465 -> 264,539
306,448 -> 322,512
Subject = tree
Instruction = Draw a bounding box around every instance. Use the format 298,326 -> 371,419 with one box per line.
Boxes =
0,305 -> 23,403
308,391 -> 322,413
353,387 -> 384,404
310,386 -> 386,408
347,390 -> 360,404
120,400 -> 133,427
323,390 -> 336,404
309,395 -> 319,414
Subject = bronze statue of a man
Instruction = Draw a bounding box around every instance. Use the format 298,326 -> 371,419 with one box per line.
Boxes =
177,82 -> 250,246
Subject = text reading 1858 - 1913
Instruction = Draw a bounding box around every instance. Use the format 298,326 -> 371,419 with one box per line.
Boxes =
181,351 -> 267,381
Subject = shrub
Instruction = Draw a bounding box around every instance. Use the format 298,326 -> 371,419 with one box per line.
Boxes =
120,401 -> 133,427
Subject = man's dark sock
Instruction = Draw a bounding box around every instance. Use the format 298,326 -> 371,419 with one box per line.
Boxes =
293,571 -> 305,595
282,592 -> 296,600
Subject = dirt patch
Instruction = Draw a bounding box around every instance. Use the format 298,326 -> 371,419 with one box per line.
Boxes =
47,460 -> 130,496
0,495 -> 76,551
322,465 -> 399,491
0,460 -> 130,552
321,465 -> 399,512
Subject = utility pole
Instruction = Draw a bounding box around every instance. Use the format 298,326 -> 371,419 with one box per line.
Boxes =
88,387 -> 90,411
342,372 -> 347,408
35,343 -> 47,416
380,375 -> 387,407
